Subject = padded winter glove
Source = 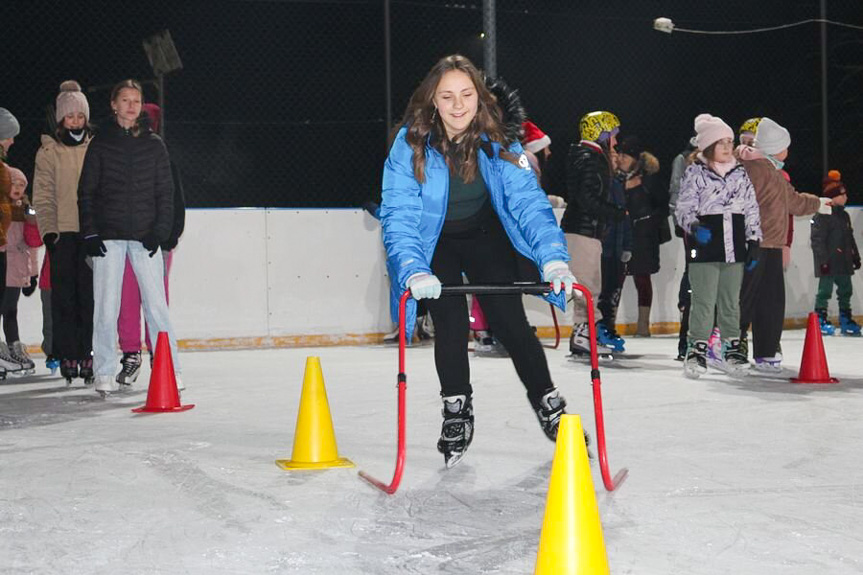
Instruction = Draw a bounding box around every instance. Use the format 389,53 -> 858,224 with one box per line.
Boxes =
820,263 -> 831,275
407,273 -> 442,300
691,223 -> 712,245
620,251 -> 632,263
84,235 -> 107,258
542,260 -> 577,296
745,240 -> 760,272
42,232 -> 58,253
818,197 -> 833,215
854,257 -> 861,271
141,233 -> 160,258
22,276 -> 37,297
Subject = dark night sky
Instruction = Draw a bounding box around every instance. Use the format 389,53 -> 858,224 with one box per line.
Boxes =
2,0 -> 861,207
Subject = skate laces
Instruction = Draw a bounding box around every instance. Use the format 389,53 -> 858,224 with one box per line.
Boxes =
534,389 -> 566,422
440,395 -> 473,443
121,352 -> 142,375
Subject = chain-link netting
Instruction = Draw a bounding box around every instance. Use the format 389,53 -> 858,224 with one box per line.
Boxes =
2,0 -> 861,207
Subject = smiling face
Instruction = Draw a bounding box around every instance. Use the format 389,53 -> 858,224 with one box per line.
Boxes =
433,70 -> 478,141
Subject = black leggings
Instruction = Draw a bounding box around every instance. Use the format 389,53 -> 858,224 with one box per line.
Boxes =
1,287 -> 21,343
424,214 -> 554,403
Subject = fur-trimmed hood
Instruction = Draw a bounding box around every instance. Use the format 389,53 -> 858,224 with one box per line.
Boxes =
484,75 -> 527,145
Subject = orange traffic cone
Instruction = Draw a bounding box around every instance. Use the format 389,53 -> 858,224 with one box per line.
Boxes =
792,312 -> 839,384
276,357 -> 354,470
132,332 -> 195,413
534,415 -> 609,574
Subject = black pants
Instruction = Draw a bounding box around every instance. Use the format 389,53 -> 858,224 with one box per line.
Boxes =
50,233 -> 94,359
1,287 -> 21,343
678,269 -> 691,356
598,256 -> 624,333
739,247 -> 784,358
425,214 -> 553,403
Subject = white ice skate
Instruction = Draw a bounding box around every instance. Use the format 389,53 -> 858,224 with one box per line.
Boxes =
95,375 -> 120,398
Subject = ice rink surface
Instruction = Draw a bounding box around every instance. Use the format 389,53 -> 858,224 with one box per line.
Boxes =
2,330 -> 862,574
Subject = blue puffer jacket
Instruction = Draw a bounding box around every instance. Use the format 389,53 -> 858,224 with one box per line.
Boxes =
381,126 -> 569,339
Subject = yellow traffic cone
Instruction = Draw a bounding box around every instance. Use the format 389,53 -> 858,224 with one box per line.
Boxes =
534,414 -> 609,574
276,357 -> 354,470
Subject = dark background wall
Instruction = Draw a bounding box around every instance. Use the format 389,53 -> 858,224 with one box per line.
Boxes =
2,0 -> 861,207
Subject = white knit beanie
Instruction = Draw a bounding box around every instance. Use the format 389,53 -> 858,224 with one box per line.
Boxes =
55,80 -> 90,124
753,117 -> 791,156
694,113 -> 733,152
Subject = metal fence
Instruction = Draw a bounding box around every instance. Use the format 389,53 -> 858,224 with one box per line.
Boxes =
2,0 -> 861,207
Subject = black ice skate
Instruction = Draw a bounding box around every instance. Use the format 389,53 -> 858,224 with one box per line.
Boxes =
684,340 -> 708,379
60,359 -> 79,386
718,338 -> 749,377
78,357 -> 95,385
531,387 -> 567,442
437,394 -> 474,469
473,330 -> 509,358
569,322 -> 613,361
116,351 -> 142,385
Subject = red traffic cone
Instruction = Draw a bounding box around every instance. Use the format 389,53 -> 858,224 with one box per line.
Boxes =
132,332 -> 195,413
791,312 -> 839,384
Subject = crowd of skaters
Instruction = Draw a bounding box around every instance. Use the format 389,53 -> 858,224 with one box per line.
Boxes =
0,78 -> 185,395
1,56 -> 859,466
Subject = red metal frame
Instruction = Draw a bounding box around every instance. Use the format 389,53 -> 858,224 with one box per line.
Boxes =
581,288 -> 629,491
358,283 -> 626,494
543,303 -> 561,350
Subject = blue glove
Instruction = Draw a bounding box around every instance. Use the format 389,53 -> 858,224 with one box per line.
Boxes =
692,224 -> 712,245
542,260 -> 576,296
407,273 -> 442,300
745,240 -> 760,272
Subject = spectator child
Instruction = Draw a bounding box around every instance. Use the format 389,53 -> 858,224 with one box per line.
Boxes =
811,170 -> 861,336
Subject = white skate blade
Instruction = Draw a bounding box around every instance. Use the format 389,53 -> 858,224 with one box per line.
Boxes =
444,450 -> 468,469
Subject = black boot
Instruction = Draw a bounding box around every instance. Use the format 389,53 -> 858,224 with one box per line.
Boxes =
437,394 -> 474,468
530,387 -> 567,442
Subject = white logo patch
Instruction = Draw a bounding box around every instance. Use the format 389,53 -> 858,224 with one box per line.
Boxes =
518,153 -> 531,171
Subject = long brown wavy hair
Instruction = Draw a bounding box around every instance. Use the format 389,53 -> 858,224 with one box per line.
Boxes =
398,54 -> 517,184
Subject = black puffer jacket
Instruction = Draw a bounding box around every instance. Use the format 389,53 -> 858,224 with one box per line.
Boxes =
561,142 -> 625,238
78,121 -> 174,242
811,206 -> 859,277
625,178 -> 662,275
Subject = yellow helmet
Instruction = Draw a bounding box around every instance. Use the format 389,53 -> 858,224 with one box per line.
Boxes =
579,111 -> 620,142
738,117 -> 762,135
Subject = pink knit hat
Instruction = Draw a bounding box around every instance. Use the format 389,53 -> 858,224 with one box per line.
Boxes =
55,80 -> 90,123
694,113 -> 733,151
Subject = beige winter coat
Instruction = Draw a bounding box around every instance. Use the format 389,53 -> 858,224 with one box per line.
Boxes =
740,156 -> 821,249
33,134 -> 91,236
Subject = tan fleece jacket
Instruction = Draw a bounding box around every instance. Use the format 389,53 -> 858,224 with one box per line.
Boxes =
740,156 -> 821,249
33,134 -> 91,236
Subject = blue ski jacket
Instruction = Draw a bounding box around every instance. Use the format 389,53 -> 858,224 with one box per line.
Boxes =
380,126 -> 569,339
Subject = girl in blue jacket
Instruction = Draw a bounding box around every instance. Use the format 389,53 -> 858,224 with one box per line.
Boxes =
380,55 -> 576,468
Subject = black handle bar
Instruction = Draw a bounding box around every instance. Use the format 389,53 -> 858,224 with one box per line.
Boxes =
436,282 -> 552,296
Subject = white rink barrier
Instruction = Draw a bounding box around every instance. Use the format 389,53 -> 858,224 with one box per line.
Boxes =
17,207 -> 863,351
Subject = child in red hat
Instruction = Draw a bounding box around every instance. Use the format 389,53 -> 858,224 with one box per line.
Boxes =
811,170 -> 861,336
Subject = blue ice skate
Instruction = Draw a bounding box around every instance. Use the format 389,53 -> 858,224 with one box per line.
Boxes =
815,308 -> 835,336
46,356 -> 60,375
596,322 -> 625,353
839,309 -> 861,337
